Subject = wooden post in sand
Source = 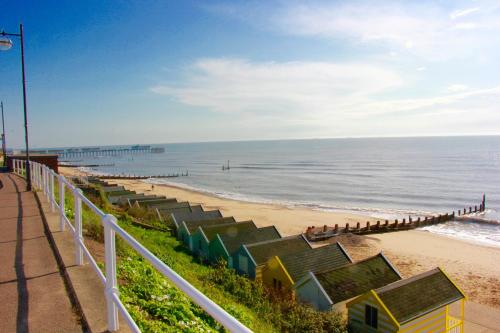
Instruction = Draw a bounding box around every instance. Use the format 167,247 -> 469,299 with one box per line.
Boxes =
334,224 -> 338,233
323,225 -> 328,232
356,222 -> 360,230
394,219 -> 398,228
376,221 -> 380,229
402,218 -> 406,227
345,223 -> 349,232
366,221 -> 370,231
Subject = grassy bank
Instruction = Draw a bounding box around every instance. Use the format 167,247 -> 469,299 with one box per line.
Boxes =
59,181 -> 346,332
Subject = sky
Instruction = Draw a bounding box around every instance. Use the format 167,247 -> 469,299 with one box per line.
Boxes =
1,0 -> 499,149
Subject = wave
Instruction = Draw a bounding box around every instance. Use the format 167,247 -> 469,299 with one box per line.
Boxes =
422,221 -> 500,248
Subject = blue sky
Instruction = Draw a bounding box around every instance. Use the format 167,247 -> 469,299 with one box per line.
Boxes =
1,0 -> 499,149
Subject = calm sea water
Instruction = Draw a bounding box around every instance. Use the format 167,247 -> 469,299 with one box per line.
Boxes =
66,136 -> 500,247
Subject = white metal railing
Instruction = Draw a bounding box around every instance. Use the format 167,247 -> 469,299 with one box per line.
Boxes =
13,159 -> 252,333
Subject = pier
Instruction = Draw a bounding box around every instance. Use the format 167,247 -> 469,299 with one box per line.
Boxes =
25,145 -> 165,158
306,195 -> 487,241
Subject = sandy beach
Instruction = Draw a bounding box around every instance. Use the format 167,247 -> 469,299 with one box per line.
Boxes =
60,166 -> 500,310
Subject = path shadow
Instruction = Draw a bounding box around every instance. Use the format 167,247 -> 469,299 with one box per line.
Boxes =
8,174 -> 29,333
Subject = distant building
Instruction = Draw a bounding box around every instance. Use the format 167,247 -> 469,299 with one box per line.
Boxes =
190,221 -> 257,259
233,234 -> 312,279
208,226 -> 281,267
294,253 -> 402,312
347,267 -> 465,333
261,242 -> 352,292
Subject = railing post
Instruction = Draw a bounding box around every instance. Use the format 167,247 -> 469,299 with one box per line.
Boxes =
74,188 -> 84,265
59,175 -> 65,231
50,172 -> 55,212
31,162 -> 35,185
14,159 -> 17,174
36,163 -> 40,189
104,214 -> 119,331
41,166 -> 45,194
45,168 -> 50,200
35,163 -> 39,189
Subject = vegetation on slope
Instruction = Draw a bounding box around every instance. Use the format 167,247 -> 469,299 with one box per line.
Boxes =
60,181 -> 346,332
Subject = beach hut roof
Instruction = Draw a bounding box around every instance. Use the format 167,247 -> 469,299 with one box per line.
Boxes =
245,234 -> 312,265
201,221 -> 257,241
219,226 -> 281,255
314,253 -> 402,304
172,210 -> 223,225
184,217 -> 236,233
279,242 -> 352,282
374,267 -> 465,324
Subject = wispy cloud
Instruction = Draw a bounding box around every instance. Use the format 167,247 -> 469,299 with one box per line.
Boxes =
151,58 -> 500,136
205,1 -> 500,61
450,7 -> 480,19
151,58 -> 402,116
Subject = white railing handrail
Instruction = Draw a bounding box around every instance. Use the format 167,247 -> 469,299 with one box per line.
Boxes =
13,159 -> 252,333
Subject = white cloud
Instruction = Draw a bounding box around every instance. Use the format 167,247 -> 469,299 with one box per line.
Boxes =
206,1 -> 500,61
151,58 -> 500,137
447,84 -> 469,92
151,58 -> 402,116
450,7 -> 480,19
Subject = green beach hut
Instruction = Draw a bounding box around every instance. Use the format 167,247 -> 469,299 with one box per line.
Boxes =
294,252 -> 402,312
233,234 -> 312,280
191,220 -> 258,259
171,209 -> 223,239
179,217 -> 236,249
208,225 -> 281,267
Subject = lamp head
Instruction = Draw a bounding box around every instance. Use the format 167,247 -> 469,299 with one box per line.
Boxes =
0,36 -> 13,51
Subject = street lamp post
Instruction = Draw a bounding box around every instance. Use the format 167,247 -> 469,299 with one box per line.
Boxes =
0,24 -> 31,190
1,101 -> 6,167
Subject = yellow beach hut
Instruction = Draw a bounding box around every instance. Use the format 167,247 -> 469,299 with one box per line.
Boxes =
261,242 -> 352,292
347,267 -> 466,333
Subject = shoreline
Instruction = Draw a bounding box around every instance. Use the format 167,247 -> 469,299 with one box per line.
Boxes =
60,166 -> 500,309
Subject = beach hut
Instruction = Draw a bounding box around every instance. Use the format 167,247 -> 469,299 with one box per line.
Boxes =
171,209 -> 223,238
233,234 -> 312,279
261,242 -> 352,292
347,267 -> 465,333
191,221 -> 258,259
294,253 -> 402,312
208,226 -> 281,267
178,217 -> 236,249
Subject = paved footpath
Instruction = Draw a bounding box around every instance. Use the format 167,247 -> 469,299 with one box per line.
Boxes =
0,172 -> 83,333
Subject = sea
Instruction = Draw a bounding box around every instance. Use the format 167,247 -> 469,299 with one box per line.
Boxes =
60,136 -> 500,247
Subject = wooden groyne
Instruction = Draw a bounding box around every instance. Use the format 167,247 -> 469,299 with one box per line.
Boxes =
306,195 -> 487,241
97,172 -> 188,180
59,163 -> 115,168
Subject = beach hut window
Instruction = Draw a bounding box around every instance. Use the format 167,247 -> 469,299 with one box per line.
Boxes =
364,305 -> 378,329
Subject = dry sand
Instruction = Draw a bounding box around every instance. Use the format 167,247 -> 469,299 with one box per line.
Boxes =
60,166 -> 500,310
